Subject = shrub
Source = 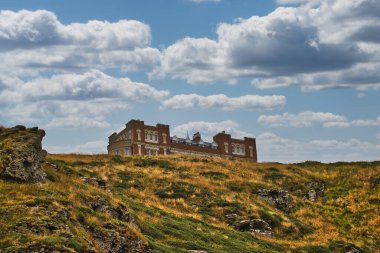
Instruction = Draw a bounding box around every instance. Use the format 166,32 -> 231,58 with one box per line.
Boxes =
288,217 -> 314,236
110,155 -> 124,164
227,182 -> 265,193
134,158 -> 175,170
115,171 -> 146,190
155,182 -> 196,199
259,209 -> 283,228
200,171 -> 229,180
368,198 -> 380,205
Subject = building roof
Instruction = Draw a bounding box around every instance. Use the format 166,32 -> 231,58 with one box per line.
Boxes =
170,135 -> 218,148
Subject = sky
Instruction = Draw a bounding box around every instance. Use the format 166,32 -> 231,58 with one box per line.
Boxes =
0,0 -> 379,162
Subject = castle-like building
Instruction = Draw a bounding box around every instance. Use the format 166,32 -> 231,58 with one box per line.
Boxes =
107,119 -> 257,161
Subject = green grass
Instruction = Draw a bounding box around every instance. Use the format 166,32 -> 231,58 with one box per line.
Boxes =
0,150 -> 378,252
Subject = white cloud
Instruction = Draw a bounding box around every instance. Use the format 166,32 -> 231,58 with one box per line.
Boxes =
46,140 -> 107,154
0,10 -> 160,75
258,132 -> 380,162
160,94 -> 286,110
377,133 -> 380,140
173,120 -> 252,142
0,10 -> 151,49
258,111 -> 380,128
154,0 -> 380,90
258,111 -> 347,127
0,70 -> 169,128
350,117 -> 380,127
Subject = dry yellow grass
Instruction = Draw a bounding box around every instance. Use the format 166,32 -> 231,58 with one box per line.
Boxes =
2,153 -> 378,252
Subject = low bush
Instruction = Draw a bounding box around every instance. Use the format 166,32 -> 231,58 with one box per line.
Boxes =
200,171 -> 229,180
155,182 -> 196,199
134,158 -> 175,170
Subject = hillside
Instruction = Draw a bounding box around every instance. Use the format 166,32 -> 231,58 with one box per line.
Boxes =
1,127 -> 379,252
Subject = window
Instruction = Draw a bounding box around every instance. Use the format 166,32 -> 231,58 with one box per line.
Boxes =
146,148 -> 150,155
145,131 -> 158,143
224,143 -> 229,153
125,147 -> 131,155
138,144 -> 141,155
153,149 -> 158,156
137,129 -> 141,141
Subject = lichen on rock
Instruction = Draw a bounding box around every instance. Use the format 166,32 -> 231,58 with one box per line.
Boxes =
257,188 -> 292,213
0,125 -> 46,183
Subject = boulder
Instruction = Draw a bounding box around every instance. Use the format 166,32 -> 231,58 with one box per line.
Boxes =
92,228 -> 149,253
0,126 -> 46,183
90,197 -> 132,222
81,177 -> 108,189
87,197 -> 150,252
236,219 -> 273,236
345,245 -> 361,253
304,181 -> 325,202
257,189 -> 292,213
225,213 -> 239,225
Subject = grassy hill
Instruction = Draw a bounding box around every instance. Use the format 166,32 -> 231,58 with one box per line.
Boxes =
1,151 -> 379,252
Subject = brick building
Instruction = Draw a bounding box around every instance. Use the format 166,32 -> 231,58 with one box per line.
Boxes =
107,119 -> 257,161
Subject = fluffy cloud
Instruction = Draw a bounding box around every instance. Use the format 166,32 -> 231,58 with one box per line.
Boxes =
0,70 -> 169,128
173,120 -> 252,141
258,111 -> 380,128
0,10 -> 160,75
154,0 -> 380,90
173,121 -> 380,162
258,132 -> 380,162
46,140 -> 108,154
0,10 -> 150,49
160,94 -> 286,110
258,111 -> 347,127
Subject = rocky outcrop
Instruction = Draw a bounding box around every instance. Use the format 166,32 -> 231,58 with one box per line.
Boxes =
0,125 -> 46,183
257,189 -> 292,213
88,197 -> 150,253
225,213 -> 239,225
236,219 -> 273,236
345,245 -> 361,253
89,197 -> 132,222
304,181 -> 325,202
81,176 -> 108,189
91,227 -> 148,253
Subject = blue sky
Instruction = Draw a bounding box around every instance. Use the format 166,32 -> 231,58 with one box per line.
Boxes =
0,0 -> 379,162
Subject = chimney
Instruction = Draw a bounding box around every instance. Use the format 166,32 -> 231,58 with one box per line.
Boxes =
193,132 -> 201,142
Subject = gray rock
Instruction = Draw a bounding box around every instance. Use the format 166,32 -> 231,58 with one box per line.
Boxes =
90,197 -> 132,222
304,181 -> 325,202
257,189 -> 292,213
236,219 -> 273,236
306,189 -> 317,202
92,228 -> 149,253
345,245 -> 361,253
0,127 -> 46,183
225,213 -> 239,225
81,177 -> 108,189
